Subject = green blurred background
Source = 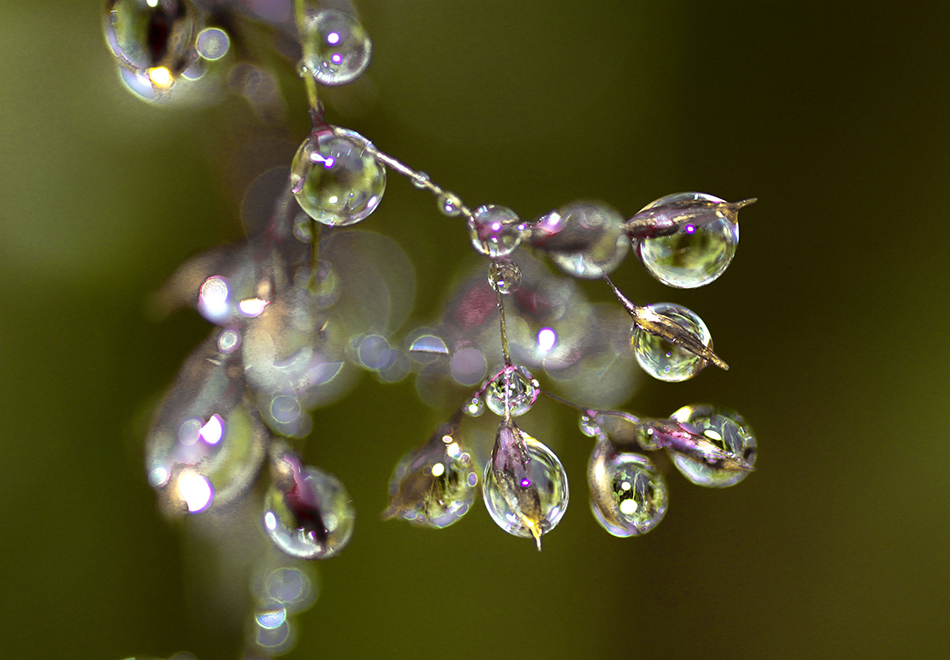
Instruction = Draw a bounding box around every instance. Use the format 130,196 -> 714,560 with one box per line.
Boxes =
2,1 -> 948,658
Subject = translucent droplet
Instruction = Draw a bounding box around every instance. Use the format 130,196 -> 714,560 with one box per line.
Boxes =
667,405 -> 757,487
196,27 -> 230,60
355,333 -> 392,370
438,193 -> 462,217
408,334 -> 449,355
217,328 -> 241,354
483,421 -> 569,549
464,395 -> 485,417
488,257 -> 522,294
383,420 -> 478,528
467,205 -> 526,258
530,201 -> 629,278
258,565 -> 317,614
104,0 -> 198,81
632,303 -> 712,382
412,172 -> 430,189
263,453 -> 355,559
291,126 -> 385,226
301,9 -> 372,86
484,365 -> 539,417
588,439 -> 668,537
632,192 -> 743,288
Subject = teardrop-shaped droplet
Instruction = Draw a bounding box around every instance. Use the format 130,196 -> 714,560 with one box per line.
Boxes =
263,453 -> 355,559
104,0 -> 198,82
484,365 -> 539,417
488,257 -> 523,294
467,205 -> 526,257
631,303 -> 712,382
667,405 -> 757,487
530,201 -> 629,278
631,192 -> 746,289
291,127 -> 385,226
383,419 -> 478,528
588,439 -> 668,537
483,421 -> 569,549
301,9 -> 372,86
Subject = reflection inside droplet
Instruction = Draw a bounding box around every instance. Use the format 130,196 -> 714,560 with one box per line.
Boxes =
177,469 -> 214,513
537,327 -> 557,353
409,334 -> 449,354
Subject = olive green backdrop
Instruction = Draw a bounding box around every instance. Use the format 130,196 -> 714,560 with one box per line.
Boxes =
2,1 -> 948,659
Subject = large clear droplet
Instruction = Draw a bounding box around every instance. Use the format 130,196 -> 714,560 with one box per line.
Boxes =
530,201 -> 629,278
632,192 -> 742,288
467,205 -> 526,257
263,453 -> 355,559
484,365 -> 539,417
588,439 -> 668,537
301,9 -> 372,86
488,257 -> 522,294
632,303 -> 712,382
291,127 -> 385,226
668,404 -> 757,487
483,421 -> 569,549
104,0 -> 198,80
383,420 -> 479,528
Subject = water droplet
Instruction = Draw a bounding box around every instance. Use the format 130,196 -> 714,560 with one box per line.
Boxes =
488,257 -> 522,294
530,201 -> 628,278
291,126 -> 385,226
579,414 -> 600,438
438,193 -> 462,217
104,0 -> 198,82
409,334 -> 449,355
355,333 -> 392,370
667,405 -> 757,487
484,365 -> 539,417
632,303 -> 712,382
411,172 -> 430,189
483,421 -> 569,549
588,439 -> 668,537
464,395 -> 485,417
467,205 -> 526,258
196,27 -> 229,61
631,192 -> 743,288
263,453 -> 355,559
383,420 -> 478,528
217,328 -> 241,354
301,9 -> 372,86
258,565 -> 317,614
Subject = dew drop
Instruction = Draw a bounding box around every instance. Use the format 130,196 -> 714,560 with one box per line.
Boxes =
530,201 -> 628,278
291,127 -> 385,226
632,303 -> 712,382
464,395 -> 485,417
488,257 -> 522,294
467,205 -> 526,258
301,9 -> 372,86
484,365 -> 539,417
588,439 -> 667,537
196,27 -> 229,61
667,405 -> 757,487
104,0 -> 198,81
438,193 -> 462,217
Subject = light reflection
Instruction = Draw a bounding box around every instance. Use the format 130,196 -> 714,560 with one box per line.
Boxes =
198,276 -> 230,323
177,469 -> 214,513
239,297 -> 269,317
199,414 -> 225,445
256,605 -> 287,629
147,66 -> 174,88
409,334 -> 449,354
537,327 -> 557,353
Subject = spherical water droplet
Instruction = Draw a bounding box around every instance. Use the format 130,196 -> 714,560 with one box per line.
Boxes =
291,126 -> 385,226
104,0 -> 198,79
668,405 -> 757,487
383,421 -> 478,528
483,422 -> 569,548
530,201 -> 629,278
488,258 -> 522,294
263,454 -> 355,559
467,205 -> 526,258
412,172 -> 430,189
588,439 -> 668,537
301,9 -> 372,86
632,303 -> 712,382
217,328 -> 241,354
484,365 -> 539,417
196,27 -> 229,61
438,193 -> 462,217
633,192 -> 740,288
579,414 -> 600,438
258,565 -> 317,614
464,395 -> 485,417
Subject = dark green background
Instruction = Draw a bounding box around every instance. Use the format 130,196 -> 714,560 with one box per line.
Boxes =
2,1 -> 948,658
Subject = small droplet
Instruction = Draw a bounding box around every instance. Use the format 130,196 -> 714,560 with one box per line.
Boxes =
383,420 -> 478,528
464,395 -> 485,417
488,257 -> 523,294
217,328 -> 241,354
104,0 -> 198,82
263,453 -> 355,559
632,303 -> 712,382
301,9 -> 372,86
483,421 -> 569,549
438,193 -> 462,217
409,334 -> 449,355
631,192 -> 744,288
484,365 -> 539,417
467,205 -> 526,258
412,172 -> 430,189
291,126 -> 385,226
667,405 -> 757,487
588,439 -> 668,537
530,201 -> 629,278
196,27 -> 229,61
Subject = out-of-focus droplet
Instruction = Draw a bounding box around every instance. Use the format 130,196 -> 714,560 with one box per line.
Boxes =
196,27 -> 229,60
450,346 -> 487,386
250,608 -> 296,655
631,192 -> 746,288
259,565 -> 318,614
483,421 -> 569,549
301,9 -> 372,86
291,126 -> 385,226
464,395 -> 485,417
484,365 -> 539,417
409,334 -> 449,355
104,0 -> 198,81
588,439 -> 667,537
383,418 -> 478,528
531,201 -> 628,278
632,303 -> 712,382
667,404 -> 757,487
355,333 -> 392,370
438,193 -> 462,217
488,257 -> 523,294
263,453 -> 355,559
467,205 -> 526,258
